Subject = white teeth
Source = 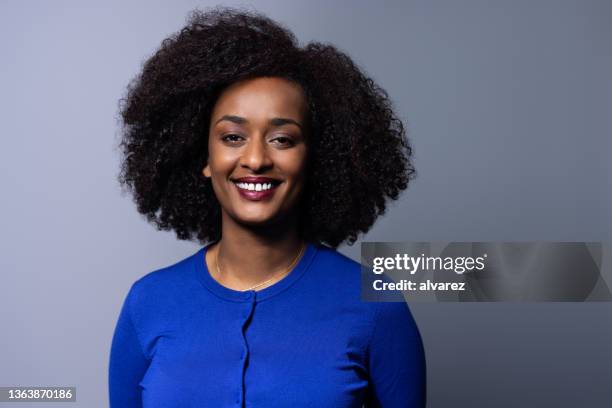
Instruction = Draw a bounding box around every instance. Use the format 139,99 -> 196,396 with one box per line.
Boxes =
235,182 -> 275,191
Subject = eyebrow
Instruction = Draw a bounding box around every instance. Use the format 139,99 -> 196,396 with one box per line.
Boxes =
214,115 -> 303,130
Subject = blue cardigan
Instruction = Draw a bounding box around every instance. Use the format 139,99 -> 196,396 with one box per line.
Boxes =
109,242 -> 426,407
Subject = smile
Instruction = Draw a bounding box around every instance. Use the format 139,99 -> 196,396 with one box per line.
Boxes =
235,182 -> 275,191
232,181 -> 280,201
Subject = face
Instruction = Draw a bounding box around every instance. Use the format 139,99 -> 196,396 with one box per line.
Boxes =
202,77 -> 309,228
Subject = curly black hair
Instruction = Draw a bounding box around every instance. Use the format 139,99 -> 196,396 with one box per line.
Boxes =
117,7 -> 415,248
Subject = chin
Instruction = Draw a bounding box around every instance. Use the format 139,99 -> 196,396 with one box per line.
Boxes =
234,208 -> 292,228
233,210 -> 278,225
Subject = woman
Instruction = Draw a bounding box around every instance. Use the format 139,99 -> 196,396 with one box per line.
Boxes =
110,7 -> 425,407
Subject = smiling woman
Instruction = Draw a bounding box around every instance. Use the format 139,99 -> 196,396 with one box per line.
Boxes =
203,77 -> 310,290
204,78 -> 309,235
110,6 -> 425,407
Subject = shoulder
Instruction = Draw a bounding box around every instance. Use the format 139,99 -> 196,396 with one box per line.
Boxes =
308,244 -> 366,293
134,248 -> 198,288
309,243 -> 417,324
312,244 -> 362,274
123,248 -> 201,318
307,244 -> 376,310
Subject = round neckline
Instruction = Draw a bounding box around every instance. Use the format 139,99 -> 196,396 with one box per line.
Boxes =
194,241 -> 318,302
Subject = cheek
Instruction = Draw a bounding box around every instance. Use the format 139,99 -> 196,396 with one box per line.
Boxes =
208,150 -> 235,176
278,150 -> 308,177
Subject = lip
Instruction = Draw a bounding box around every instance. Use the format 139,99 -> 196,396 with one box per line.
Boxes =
231,177 -> 281,201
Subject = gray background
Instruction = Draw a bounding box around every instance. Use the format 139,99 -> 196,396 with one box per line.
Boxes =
1,0 -> 610,406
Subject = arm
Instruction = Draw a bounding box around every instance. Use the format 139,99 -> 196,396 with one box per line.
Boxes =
365,301 -> 426,407
108,283 -> 149,407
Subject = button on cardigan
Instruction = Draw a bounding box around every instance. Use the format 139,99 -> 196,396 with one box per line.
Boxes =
109,242 -> 426,407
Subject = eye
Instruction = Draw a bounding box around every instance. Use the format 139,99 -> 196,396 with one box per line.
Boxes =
271,135 -> 295,147
221,134 -> 244,144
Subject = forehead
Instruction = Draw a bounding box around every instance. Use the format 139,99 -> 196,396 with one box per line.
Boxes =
211,77 -> 307,122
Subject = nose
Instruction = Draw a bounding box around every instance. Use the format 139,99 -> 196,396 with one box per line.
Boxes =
239,135 -> 273,171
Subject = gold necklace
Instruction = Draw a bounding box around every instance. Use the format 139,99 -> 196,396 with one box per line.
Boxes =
215,242 -> 306,292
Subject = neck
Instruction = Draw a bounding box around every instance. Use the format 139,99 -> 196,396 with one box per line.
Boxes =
210,211 -> 305,290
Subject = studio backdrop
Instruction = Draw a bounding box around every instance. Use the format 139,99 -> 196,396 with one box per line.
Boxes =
1,0 -> 611,407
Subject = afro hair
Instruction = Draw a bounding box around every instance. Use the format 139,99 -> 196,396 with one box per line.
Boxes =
117,7 -> 415,248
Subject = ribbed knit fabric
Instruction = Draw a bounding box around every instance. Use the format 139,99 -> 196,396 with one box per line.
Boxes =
109,241 -> 426,407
